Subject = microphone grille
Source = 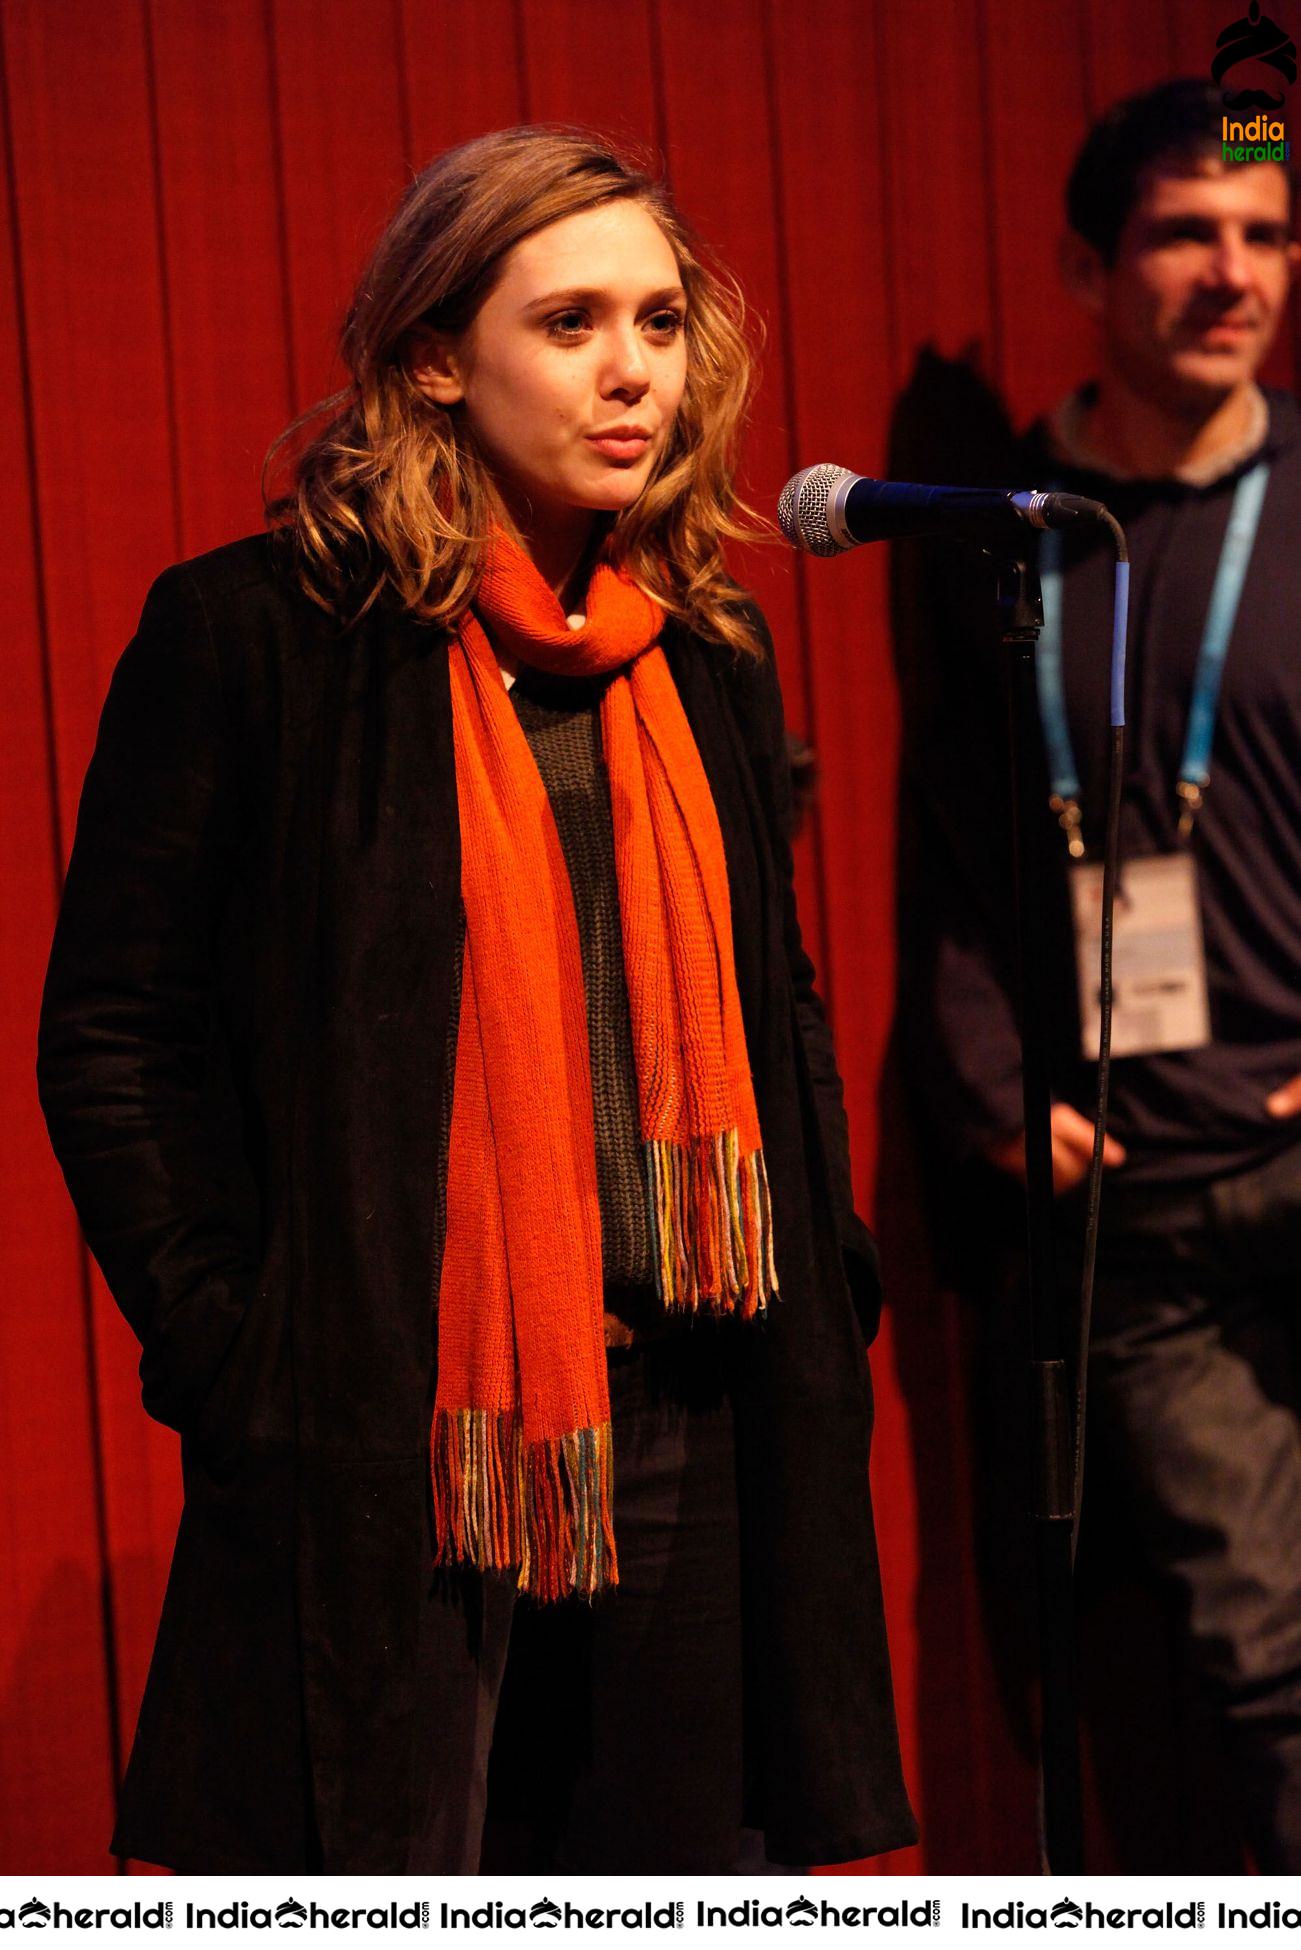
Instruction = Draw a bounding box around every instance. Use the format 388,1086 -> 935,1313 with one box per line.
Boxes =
777,464 -> 855,556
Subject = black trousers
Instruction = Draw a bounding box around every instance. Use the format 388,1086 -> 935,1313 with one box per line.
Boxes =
965,1140 -> 1301,1870
405,1331 -> 745,1874
1071,1143 -> 1301,1873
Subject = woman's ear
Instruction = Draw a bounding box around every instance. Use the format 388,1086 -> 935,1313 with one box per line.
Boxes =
407,326 -> 465,406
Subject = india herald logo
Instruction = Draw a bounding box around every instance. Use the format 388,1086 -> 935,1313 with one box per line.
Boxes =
1213,1 -> 1297,111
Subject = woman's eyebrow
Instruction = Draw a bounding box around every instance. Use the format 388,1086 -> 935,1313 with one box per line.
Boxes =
523,283 -> 687,312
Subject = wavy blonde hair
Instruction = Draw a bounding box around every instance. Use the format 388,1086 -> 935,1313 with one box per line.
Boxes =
263,125 -> 771,659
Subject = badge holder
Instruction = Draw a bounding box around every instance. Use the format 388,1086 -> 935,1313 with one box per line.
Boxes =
992,551 -> 1084,1875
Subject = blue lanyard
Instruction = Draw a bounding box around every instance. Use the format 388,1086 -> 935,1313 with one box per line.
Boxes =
1036,459 -> 1270,851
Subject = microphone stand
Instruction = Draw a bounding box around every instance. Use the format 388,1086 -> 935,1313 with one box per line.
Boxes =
992,552 -> 1084,1875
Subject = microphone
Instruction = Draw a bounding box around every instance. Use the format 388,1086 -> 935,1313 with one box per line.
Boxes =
778,463 -> 1105,555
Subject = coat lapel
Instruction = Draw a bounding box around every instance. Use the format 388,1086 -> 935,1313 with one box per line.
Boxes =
291,604 -> 461,1454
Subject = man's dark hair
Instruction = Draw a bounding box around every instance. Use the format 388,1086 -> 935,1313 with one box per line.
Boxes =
1067,76 -> 1292,263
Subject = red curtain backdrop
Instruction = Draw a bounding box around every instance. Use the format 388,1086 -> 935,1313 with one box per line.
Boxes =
3,0 -> 1296,1874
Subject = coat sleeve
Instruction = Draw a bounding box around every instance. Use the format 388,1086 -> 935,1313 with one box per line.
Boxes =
894,558 -> 1027,1162
898,764 -> 1027,1158
36,563 -> 258,1434
728,602 -> 884,1345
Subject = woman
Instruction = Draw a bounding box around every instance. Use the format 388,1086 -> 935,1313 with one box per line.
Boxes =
36,126 -> 915,1875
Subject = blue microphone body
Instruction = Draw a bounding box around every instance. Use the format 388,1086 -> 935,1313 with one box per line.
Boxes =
778,464 -> 1103,554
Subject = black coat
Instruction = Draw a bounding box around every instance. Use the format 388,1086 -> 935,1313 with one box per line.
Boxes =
36,533 -> 916,1873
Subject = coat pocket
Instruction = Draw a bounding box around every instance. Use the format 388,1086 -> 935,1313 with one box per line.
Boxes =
181,1232 -> 293,1468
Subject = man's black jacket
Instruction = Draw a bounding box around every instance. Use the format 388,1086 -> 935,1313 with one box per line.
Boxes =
900,389 -> 1301,1189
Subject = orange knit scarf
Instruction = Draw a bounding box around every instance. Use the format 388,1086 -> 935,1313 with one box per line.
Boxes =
430,529 -> 778,1601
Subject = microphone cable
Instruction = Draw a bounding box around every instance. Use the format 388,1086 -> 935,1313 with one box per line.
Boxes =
1070,510 -> 1128,1567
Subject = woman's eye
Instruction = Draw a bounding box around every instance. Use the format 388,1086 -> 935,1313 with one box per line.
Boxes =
545,309 -> 686,341
546,311 -> 590,339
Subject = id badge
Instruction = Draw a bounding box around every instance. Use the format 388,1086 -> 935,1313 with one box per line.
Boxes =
1069,852 -> 1211,1060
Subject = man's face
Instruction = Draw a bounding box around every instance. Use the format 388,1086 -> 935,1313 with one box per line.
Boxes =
1074,158 -> 1298,411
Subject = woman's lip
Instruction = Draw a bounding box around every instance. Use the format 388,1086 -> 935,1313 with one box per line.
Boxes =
586,433 -> 652,460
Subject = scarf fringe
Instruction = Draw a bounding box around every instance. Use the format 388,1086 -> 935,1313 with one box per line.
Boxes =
645,1129 -> 779,1318
431,1135 -> 776,1603
430,1409 -> 617,1601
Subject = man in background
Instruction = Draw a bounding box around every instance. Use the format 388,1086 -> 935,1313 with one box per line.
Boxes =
900,78 -> 1301,1869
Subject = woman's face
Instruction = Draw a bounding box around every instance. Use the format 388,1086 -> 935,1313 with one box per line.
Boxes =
413,199 -> 689,544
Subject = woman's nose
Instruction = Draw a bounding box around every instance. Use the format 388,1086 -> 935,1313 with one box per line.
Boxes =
603,326 -> 651,394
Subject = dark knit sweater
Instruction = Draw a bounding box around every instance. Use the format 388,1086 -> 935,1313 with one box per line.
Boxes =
436,660 -> 666,1343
